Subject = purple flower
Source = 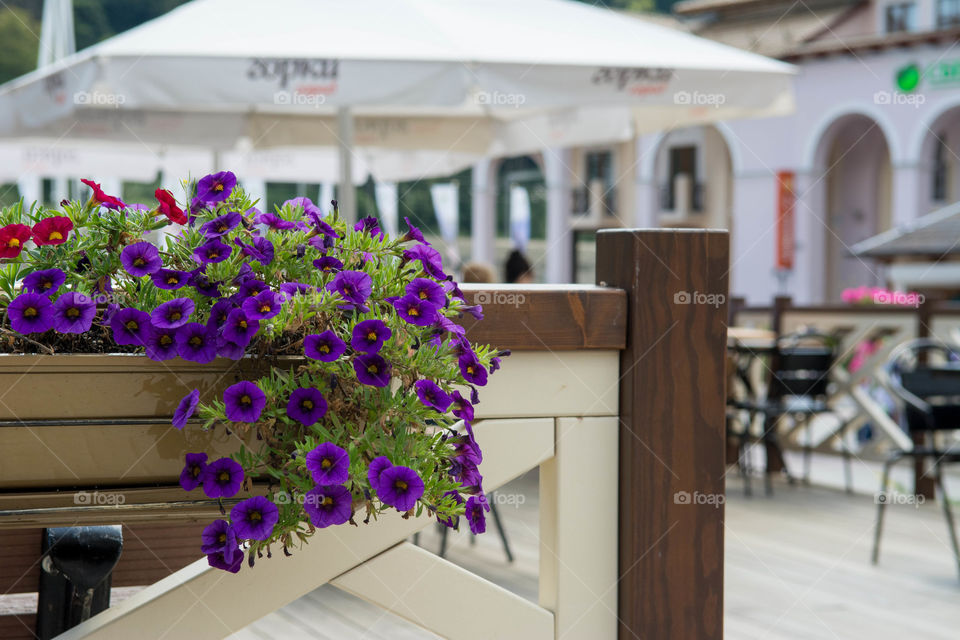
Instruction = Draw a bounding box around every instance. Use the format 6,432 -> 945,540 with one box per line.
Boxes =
284,196 -> 321,220
455,422 -> 483,465
230,496 -> 278,541
393,294 -> 440,327
172,388 -> 200,430
151,298 -> 195,329
224,380 -> 266,422
414,379 -> 453,413
401,217 -> 427,244
406,278 -> 446,307
377,465 -> 425,512
437,490 -> 464,528
7,292 -> 53,334
189,271 -> 221,297
241,290 -> 282,320
279,282 -> 312,299
351,319 -> 391,354
305,442 -> 349,485
313,256 -> 343,273
201,457 -> 244,498
145,324 -> 179,361
367,456 -> 392,490
200,211 -> 241,238
179,452 -> 207,491
451,391 -> 474,421
121,242 -> 162,277
353,353 -> 392,387
216,336 -> 246,360
196,171 -> 236,203
51,292 -> 95,334
201,519 -> 239,564
110,307 -> 150,345
237,278 -> 268,298
304,484 -> 353,528
466,494 -> 490,534
403,244 -> 445,279
151,268 -> 190,290
459,350 -> 488,386
222,308 -> 259,346
459,304 -> 484,321
326,270 -> 372,311
234,237 -> 274,265
207,549 -> 243,573
23,268 -> 65,296
354,216 -> 384,240
194,238 -> 232,264
305,331 -> 346,362
287,387 -> 327,426
256,211 -> 297,230
207,299 -> 234,329
175,322 -> 218,363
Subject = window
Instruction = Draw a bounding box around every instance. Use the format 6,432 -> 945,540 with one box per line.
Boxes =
885,2 -> 917,33
933,134 -> 949,202
662,146 -> 702,212
938,0 -> 960,28
573,150 -> 616,215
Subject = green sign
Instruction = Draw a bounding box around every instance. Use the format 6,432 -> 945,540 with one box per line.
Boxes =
896,64 -> 921,92
896,61 -> 960,92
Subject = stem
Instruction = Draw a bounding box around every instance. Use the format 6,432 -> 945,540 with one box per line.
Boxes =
0,328 -> 54,355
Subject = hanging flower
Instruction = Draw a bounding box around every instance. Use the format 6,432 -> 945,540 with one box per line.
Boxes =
195,171 -> 236,204
305,442 -> 349,485
377,466 -> 425,512
179,452 -> 208,491
393,294 -> 439,327
304,484 -> 353,528
175,322 -> 218,363
51,292 -> 96,334
222,309 -> 259,347
235,237 -> 274,265
206,549 -> 243,573
0,224 -> 31,258
451,390 -> 474,422
200,211 -> 241,238
145,324 -> 179,361
414,379 -> 453,413
313,256 -> 343,273
150,298 -> 195,329
400,216 -> 427,244
81,179 -> 126,209
256,211 -> 297,231
350,319 -> 391,354
155,188 -> 187,224
465,494 -> 490,534
367,456 -> 392,491
207,300 -> 234,330
223,380 -> 266,422
326,270 -> 372,311
32,217 -> 73,246
406,278 -> 446,307
241,290 -> 282,320
151,268 -> 190,290
172,389 -> 200,430
193,238 -> 232,265
437,491 -> 465,529
121,242 -> 162,277
304,331 -> 346,362
201,457 -> 244,498
22,268 -> 65,296
201,519 -> 240,564
353,353 -> 391,387
459,350 -> 488,386
403,244 -> 445,279
7,292 -> 53,334
110,307 -> 150,346
286,387 -> 327,426
229,495 -> 278,541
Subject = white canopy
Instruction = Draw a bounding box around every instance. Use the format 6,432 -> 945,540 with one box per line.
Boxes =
0,0 -> 795,218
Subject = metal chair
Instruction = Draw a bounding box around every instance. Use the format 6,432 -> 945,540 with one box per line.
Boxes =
872,339 -> 960,579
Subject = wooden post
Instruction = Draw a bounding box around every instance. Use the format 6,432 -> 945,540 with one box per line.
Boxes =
596,229 -> 728,640
914,300 -> 936,499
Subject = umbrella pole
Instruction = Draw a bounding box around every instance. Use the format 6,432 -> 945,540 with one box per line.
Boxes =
337,106 -> 357,225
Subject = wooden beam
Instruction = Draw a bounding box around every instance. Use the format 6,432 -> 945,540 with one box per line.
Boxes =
596,229 -> 728,640
332,542 -> 554,640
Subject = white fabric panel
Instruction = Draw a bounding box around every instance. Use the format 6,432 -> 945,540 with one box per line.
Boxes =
374,181 -> 399,238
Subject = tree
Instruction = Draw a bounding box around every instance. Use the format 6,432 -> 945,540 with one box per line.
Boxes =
0,8 -> 40,84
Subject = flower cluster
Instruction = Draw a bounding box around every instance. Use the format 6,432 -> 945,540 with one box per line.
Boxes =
0,173 -> 506,573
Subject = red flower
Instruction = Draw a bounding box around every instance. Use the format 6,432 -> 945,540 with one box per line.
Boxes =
155,188 -> 187,225
32,217 -> 73,246
80,178 -> 126,210
0,224 -> 32,258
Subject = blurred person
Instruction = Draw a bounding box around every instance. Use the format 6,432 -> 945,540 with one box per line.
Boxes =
505,249 -> 533,284
462,261 -> 495,284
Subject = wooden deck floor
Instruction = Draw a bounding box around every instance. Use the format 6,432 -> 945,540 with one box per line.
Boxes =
230,464 -> 960,639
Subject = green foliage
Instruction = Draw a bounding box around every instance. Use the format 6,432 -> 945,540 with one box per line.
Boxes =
0,8 -> 40,85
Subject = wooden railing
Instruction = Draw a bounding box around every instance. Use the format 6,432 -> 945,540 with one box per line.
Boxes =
0,230 -> 729,640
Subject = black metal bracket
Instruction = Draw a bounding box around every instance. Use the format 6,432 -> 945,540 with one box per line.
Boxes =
36,525 -> 123,640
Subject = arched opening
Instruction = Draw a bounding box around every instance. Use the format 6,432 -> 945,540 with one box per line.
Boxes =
917,105 -> 960,213
812,114 -> 892,301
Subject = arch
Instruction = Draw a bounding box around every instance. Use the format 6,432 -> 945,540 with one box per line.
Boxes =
803,104 -> 903,172
909,97 -> 960,165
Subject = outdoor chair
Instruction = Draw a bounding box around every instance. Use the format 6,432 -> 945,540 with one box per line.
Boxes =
872,339 -> 960,579
729,330 -> 841,495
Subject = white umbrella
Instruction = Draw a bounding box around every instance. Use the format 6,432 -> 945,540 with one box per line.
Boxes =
0,0 -> 794,221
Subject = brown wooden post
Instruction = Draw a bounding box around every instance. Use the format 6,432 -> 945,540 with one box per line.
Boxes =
914,300 -> 936,499
596,229 -> 728,640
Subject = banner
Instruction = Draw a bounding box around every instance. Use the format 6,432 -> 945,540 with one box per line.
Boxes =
776,170 -> 795,270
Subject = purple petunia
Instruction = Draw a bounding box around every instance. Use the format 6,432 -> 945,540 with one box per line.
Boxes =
279,282 -> 311,299
406,278 -> 446,308
7,292 -> 53,334
23,268 -> 65,296
393,294 -> 440,327
175,322 -> 218,363
151,297 -> 195,329
451,390 -> 474,422
193,238 -> 232,265
377,465 -> 425,512
200,211 -> 241,238
207,549 -> 243,573
287,387 -> 327,426
189,271 -> 221,298
201,519 -> 239,564
223,380 -> 266,423
353,353 -> 392,387
237,278 -> 268,298
437,490 -> 465,529
304,331 -> 346,362
51,292 -> 96,334
326,270 -> 372,311
351,319 -> 391,354
313,256 -> 343,273
110,307 -> 150,345
172,388 -> 200,430
216,336 -> 246,360
303,484 -> 353,529
305,442 -> 349,485
414,379 -> 453,413
235,237 -> 274,265
121,242 -> 162,277
241,290 -> 282,320
230,495 -> 278,541
401,216 -> 427,244
222,308 -> 259,346
354,216 -> 385,240
367,456 -> 392,490
207,299 -> 234,330
196,171 -> 236,204
145,324 -> 179,361
283,196 -> 321,220
179,452 -> 208,491
403,243 -> 446,280
201,457 -> 244,498
459,350 -> 488,386
151,268 -> 190,290
256,211 -> 297,230
466,494 -> 490,534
